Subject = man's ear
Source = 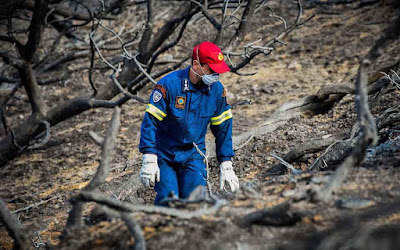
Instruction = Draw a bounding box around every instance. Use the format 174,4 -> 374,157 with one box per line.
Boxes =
192,60 -> 200,71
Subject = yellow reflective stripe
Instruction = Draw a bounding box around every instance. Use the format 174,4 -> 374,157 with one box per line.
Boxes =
146,104 -> 167,121
211,109 -> 232,125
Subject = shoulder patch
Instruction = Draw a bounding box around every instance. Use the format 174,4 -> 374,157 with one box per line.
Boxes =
154,85 -> 167,99
152,90 -> 162,103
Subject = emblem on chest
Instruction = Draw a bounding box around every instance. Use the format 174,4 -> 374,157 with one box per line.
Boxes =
175,96 -> 186,109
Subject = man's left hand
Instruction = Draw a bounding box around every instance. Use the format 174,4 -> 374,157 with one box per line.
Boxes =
219,161 -> 239,192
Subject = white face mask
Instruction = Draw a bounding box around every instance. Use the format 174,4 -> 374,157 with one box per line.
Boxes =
191,66 -> 219,86
191,46 -> 219,86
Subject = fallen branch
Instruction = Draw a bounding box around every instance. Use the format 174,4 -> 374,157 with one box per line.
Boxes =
237,200 -> 301,227
231,99 -> 251,109
88,131 -> 105,146
270,153 -> 302,175
308,140 -> 343,170
266,137 -> 337,175
77,191 -> 227,219
235,134 -> 254,150
27,120 -> 51,149
377,105 -> 400,130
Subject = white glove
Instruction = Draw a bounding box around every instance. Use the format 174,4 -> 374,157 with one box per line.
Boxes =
220,161 -> 239,192
140,154 -> 160,189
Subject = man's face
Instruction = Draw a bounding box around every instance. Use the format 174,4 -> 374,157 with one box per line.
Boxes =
193,60 -> 215,75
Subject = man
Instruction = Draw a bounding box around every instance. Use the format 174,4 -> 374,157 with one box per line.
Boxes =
139,41 -> 239,205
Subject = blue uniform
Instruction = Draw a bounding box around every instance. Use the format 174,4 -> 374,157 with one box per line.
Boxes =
139,66 -> 234,204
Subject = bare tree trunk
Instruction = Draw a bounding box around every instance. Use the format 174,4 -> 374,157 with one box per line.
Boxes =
18,61 -> 47,116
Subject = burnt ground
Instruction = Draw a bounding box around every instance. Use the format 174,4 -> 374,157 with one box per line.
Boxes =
1,0 -> 400,249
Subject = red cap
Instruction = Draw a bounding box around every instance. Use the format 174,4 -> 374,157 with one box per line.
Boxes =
192,41 -> 230,74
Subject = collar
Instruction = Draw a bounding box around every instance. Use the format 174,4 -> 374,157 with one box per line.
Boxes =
182,66 -> 211,94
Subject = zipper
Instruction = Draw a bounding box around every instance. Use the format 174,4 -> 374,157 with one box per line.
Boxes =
183,91 -> 191,143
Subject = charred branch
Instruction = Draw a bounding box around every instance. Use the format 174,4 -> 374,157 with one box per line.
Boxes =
129,56 -> 191,93
46,14 -> 79,40
147,15 -> 191,73
89,131 -> 105,146
0,199 -> 30,250
0,35 -> 24,52
188,0 -> 221,31
27,120 -> 50,149
308,139 -> 355,171
266,137 -> 337,175
77,191 -> 227,219
237,201 -> 301,227
20,0 -> 48,62
138,0 -> 155,56
225,0 -> 257,49
0,96 -> 114,165
147,3 -> 196,61
230,1 -> 314,74
35,49 -> 90,75
18,61 -> 47,116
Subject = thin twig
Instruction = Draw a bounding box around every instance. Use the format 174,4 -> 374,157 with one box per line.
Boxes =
270,153 -> 302,175
132,53 -> 158,85
235,134 -> 254,150
12,195 -> 61,214
110,64 -> 148,103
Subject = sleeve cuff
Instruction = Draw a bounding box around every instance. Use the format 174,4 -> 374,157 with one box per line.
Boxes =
140,148 -> 157,155
217,156 -> 232,163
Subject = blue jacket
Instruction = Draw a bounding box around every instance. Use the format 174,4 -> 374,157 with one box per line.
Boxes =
139,66 -> 234,164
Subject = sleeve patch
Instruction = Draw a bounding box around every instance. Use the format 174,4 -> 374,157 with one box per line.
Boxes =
154,85 -> 167,99
211,109 -> 232,125
146,104 -> 167,121
152,90 -> 163,103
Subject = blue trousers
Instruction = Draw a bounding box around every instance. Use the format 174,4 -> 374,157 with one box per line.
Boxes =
154,157 -> 207,205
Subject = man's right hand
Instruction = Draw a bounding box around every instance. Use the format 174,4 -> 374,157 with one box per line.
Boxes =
140,154 -> 160,189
